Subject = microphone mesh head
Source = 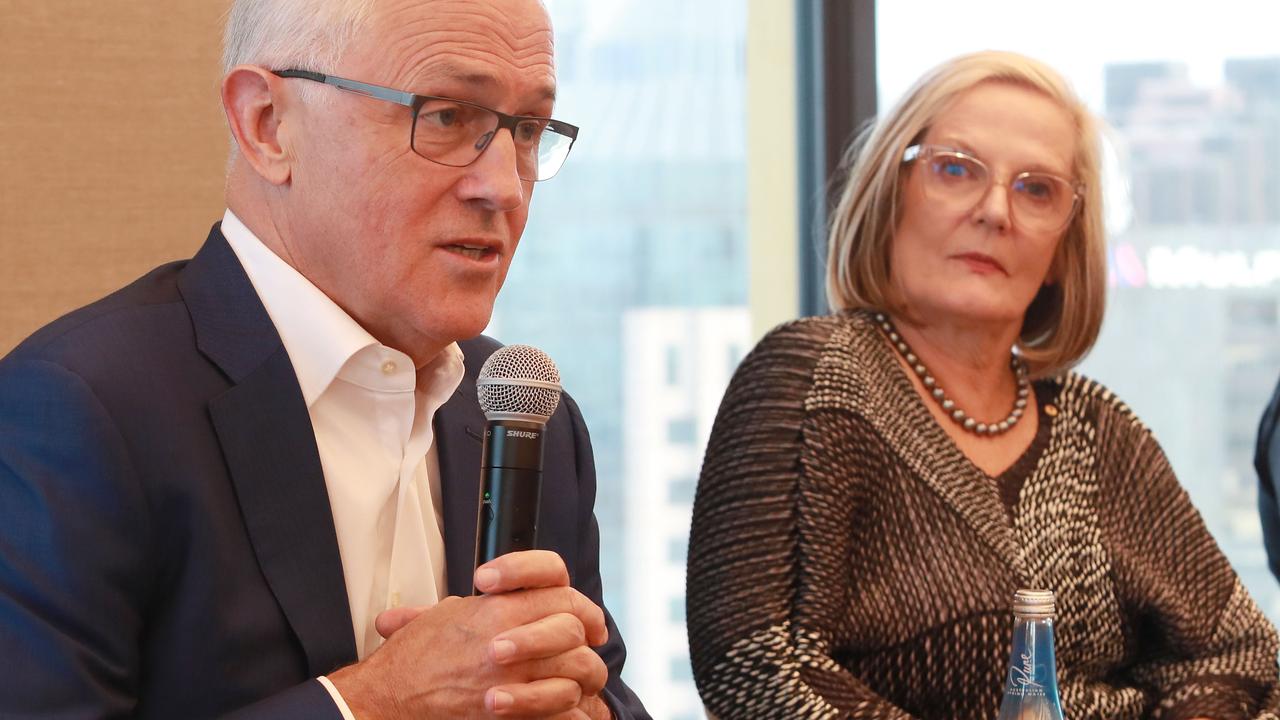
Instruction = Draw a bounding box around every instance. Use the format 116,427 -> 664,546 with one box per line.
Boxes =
477,344 -> 562,421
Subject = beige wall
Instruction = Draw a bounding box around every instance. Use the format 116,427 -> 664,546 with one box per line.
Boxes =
746,0 -> 800,340
0,1 -> 231,354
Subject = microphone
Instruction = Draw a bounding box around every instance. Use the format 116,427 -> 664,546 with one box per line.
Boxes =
473,344 -> 563,592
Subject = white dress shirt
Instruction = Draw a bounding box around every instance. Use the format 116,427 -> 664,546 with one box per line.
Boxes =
222,210 -> 464,717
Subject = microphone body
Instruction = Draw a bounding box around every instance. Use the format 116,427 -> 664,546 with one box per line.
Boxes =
475,418 -> 545,567
472,344 -> 563,594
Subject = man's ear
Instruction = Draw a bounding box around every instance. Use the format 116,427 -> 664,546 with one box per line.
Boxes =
221,65 -> 294,186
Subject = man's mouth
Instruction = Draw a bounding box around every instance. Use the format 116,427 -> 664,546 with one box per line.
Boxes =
444,242 -> 498,261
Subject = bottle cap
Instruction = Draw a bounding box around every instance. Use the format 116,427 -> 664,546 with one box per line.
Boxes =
1012,588 -> 1056,618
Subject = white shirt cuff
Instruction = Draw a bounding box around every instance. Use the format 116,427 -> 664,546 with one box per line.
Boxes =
317,675 -> 357,720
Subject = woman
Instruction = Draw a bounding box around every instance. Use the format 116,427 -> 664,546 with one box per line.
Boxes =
686,51 -> 1280,720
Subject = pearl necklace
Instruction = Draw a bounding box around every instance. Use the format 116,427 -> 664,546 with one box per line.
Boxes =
874,313 -> 1030,437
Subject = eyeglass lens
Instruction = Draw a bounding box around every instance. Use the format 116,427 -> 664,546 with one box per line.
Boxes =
412,98 -> 574,181
921,151 -> 1077,232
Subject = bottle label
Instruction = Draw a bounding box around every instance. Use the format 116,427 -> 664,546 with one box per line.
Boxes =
1006,650 -> 1046,697
998,619 -> 1064,720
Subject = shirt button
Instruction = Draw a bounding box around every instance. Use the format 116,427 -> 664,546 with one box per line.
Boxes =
381,360 -> 397,375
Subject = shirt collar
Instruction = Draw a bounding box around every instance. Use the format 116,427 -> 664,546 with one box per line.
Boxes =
220,209 -> 464,407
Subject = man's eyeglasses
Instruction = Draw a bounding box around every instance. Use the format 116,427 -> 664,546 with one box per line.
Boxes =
273,69 -> 579,182
902,144 -> 1084,234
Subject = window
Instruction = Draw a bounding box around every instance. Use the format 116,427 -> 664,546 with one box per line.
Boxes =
487,1 -> 756,715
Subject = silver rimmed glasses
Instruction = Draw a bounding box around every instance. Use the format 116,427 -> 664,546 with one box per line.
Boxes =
902,144 -> 1083,234
273,69 -> 578,182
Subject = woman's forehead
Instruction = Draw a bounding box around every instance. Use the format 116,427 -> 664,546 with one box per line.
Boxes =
926,82 -> 1076,175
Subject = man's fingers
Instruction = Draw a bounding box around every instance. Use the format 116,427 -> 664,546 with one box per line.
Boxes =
563,584 -> 606,645
481,585 -> 609,649
514,587 -> 607,647
486,677 -> 582,716
514,646 -> 607,697
474,550 -> 571,594
490,612 -> 586,663
556,587 -> 608,647
373,605 -> 428,639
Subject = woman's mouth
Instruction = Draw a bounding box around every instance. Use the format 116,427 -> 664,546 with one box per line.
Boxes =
953,252 -> 1007,275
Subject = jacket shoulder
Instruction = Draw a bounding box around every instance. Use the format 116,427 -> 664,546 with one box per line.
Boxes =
5,259 -> 190,367
733,314 -> 851,381
1047,371 -> 1144,426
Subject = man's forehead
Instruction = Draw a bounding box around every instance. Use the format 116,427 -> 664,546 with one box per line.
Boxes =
368,0 -> 554,65
359,0 -> 556,99
413,60 -> 557,102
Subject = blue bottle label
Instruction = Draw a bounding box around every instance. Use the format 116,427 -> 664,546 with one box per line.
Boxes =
998,619 -> 1064,720
1006,648 -> 1048,698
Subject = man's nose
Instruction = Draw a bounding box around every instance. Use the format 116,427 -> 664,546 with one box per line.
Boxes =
459,128 -> 526,212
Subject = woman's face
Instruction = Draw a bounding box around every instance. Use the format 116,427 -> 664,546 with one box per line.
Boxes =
890,81 -> 1078,332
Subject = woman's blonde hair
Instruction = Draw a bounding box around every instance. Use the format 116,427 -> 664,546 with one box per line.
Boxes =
825,50 -> 1106,377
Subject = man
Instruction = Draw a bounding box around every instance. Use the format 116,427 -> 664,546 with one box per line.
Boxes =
0,0 -> 648,717
1258,379 -> 1280,584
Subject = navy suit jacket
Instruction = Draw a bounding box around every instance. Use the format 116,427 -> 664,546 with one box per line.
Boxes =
0,226 -> 648,719
1257,375 -> 1280,584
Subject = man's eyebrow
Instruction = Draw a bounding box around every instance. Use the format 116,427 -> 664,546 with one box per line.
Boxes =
418,63 -> 557,103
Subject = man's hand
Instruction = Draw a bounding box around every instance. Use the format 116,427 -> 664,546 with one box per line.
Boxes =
575,693 -> 614,720
372,605 -> 616,720
327,550 -> 610,719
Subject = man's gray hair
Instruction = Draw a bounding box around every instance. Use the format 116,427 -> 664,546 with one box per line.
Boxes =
221,0 -> 374,163
222,0 -> 375,86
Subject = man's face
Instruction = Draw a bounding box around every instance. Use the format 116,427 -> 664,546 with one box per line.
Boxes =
279,0 -> 555,363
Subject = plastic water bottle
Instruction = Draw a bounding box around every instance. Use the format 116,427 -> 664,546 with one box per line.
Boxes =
996,589 -> 1065,720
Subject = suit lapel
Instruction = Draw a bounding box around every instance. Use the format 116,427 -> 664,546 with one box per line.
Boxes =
437,340 -> 489,597
180,227 -> 357,675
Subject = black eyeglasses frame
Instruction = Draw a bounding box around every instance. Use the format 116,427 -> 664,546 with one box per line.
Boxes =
272,68 -> 579,181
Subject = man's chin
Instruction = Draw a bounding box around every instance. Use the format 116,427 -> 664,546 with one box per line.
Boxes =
439,307 -> 498,344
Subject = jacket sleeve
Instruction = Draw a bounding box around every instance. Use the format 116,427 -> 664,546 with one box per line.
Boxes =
0,357 -> 341,720
686,321 -> 917,720
1255,376 -> 1280,585
1098,401 -> 1280,720
561,392 -> 652,720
